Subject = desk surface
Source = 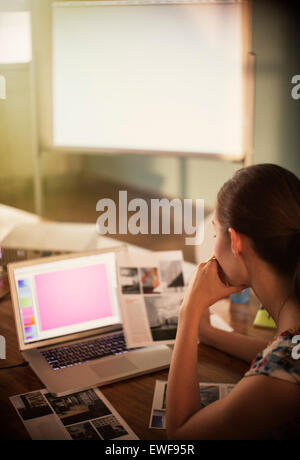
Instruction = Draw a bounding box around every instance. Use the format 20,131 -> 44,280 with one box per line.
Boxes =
0,291 -> 275,440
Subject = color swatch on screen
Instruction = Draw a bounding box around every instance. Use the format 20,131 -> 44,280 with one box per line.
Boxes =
17,279 -> 37,341
18,279 -> 29,288
22,307 -> 35,326
34,264 -> 113,331
20,297 -> 33,308
24,325 -> 37,340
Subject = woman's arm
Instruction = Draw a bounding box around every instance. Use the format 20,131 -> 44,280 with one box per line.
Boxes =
166,260 -> 300,440
167,373 -> 300,440
165,306 -> 202,434
199,310 -> 269,363
166,259 -> 246,437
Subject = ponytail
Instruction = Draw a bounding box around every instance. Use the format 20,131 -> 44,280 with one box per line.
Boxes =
217,164 -> 300,306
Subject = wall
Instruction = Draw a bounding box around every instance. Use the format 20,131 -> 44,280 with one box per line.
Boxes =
32,0 -> 83,180
0,0 -> 82,200
0,0 -> 299,212
0,64 -> 33,184
83,0 -> 300,208
251,0 -> 300,173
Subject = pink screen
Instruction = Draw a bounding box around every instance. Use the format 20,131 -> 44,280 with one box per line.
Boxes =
35,264 -> 113,331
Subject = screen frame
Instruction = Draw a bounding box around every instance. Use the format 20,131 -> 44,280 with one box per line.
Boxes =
43,0 -> 253,162
8,245 -> 127,351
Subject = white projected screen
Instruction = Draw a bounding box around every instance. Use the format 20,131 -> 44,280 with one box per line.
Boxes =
52,1 -> 243,157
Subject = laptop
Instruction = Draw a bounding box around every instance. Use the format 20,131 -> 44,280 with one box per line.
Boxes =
7,246 -> 173,396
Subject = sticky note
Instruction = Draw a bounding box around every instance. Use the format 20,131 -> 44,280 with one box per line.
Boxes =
253,306 -> 276,329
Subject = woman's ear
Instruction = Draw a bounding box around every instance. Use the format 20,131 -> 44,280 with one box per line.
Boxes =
228,228 -> 242,258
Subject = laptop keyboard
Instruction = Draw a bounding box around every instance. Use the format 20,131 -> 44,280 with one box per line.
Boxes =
41,333 -> 128,370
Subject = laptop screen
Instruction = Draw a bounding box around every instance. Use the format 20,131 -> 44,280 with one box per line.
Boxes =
12,252 -> 121,345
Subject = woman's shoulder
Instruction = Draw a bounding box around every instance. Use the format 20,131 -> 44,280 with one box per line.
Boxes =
244,327 -> 300,384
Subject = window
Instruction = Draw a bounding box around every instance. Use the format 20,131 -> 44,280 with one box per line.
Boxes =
0,11 -> 32,64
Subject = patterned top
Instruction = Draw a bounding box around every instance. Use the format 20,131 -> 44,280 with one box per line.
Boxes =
244,327 -> 300,439
245,327 -> 300,383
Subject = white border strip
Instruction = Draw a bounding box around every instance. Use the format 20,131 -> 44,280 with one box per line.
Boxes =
53,0 -> 242,7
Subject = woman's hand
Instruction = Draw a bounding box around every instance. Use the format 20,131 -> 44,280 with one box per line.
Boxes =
180,258 -> 247,320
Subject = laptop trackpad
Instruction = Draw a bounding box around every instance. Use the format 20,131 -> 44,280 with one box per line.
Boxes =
90,357 -> 137,378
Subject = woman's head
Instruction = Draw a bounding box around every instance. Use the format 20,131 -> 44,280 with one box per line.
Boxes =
213,164 -> 300,302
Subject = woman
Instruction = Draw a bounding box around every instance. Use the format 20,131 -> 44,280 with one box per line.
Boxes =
166,163 -> 300,440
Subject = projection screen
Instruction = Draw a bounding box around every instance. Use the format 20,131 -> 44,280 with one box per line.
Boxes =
52,0 -> 246,159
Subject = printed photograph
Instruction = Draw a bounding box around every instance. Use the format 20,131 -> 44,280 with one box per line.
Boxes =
67,421 -> 100,440
159,260 -> 185,293
200,385 -> 220,408
140,267 -> 161,294
144,294 -> 183,341
151,409 -> 166,429
119,267 -> 141,294
162,383 -> 167,410
45,389 -> 111,426
15,391 -> 53,421
92,415 -> 128,439
226,384 -> 235,394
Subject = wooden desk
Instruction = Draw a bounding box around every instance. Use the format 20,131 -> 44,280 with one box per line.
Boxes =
0,292 -> 275,440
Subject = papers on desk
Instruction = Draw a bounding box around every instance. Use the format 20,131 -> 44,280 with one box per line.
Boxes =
209,298 -> 234,333
1,221 -> 99,252
0,204 -> 40,244
117,250 -> 186,349
10,387 -> 138,440
149,380 -> 235,430
117,250 -> 234,349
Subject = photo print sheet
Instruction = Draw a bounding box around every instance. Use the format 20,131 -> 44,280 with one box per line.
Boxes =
149,380 -> 235,429
117,250 -> 186,348
10,387 -> 138,440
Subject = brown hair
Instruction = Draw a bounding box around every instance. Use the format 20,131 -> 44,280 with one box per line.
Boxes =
217,164 -> 300,303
